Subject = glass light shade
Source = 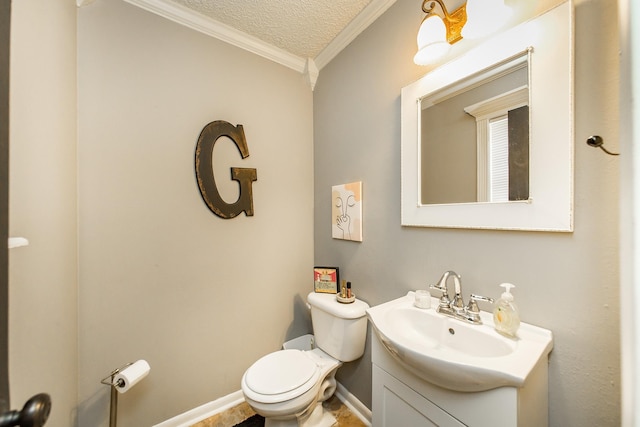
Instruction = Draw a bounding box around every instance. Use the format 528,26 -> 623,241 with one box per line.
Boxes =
461,0 -> 512,40
414,15 -> 451,65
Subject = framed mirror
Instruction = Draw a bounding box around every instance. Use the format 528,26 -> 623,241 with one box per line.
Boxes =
401,2 -> 573,231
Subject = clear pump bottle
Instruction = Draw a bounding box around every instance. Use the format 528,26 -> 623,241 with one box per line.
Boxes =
493,283 -> 520,337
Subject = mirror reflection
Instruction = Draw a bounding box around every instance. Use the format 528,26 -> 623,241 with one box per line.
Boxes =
401,2 -> 573,231
420,55 -> 529,205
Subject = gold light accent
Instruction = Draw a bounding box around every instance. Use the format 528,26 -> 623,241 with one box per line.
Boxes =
414,0 -> 511,65
420,0 -> 467,45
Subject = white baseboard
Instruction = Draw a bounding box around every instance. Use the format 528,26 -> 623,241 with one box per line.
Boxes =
335,382 -> 372,426
152,382 -> 372,427
152,390 -> 244,427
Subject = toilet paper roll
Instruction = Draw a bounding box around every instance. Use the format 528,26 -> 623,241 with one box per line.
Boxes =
114,360 -> 150,394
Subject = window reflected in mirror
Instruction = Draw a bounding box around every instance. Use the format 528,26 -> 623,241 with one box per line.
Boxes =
420,60 -> 529,205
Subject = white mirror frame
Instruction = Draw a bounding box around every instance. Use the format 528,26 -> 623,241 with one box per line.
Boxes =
401,2 -> 574,232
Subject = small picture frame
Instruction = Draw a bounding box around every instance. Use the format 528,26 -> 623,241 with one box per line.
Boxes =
314,267 -> 339,294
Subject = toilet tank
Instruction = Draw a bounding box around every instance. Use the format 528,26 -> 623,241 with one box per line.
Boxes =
307,292 -> 369,362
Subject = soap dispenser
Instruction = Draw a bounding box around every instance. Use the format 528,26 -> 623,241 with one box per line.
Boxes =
493,283 -> 520,337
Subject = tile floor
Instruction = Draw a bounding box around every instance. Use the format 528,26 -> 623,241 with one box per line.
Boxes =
191,394 -> 367,427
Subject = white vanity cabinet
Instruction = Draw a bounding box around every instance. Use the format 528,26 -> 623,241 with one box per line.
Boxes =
371,334 -> 549,427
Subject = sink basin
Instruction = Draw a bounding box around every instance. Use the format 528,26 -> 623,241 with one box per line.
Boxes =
366,292 -> 553,392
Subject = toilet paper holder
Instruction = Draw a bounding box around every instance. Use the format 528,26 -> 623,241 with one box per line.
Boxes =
101,362 -> 132,389
101,360 -> 150,427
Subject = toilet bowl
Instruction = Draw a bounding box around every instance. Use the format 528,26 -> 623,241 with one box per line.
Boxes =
241,293 -> 369,427
241,348 -> 341,427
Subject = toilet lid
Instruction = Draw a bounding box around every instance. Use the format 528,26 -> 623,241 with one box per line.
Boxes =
245,349 -> 318,396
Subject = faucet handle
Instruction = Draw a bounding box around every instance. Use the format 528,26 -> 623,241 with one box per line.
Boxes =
467,294 -> 494,313
429,283 -> 450,310
429,271 -> 451,296
429,283 -> 447,296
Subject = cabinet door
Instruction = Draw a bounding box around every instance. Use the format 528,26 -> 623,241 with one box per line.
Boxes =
373,366 -> 466,427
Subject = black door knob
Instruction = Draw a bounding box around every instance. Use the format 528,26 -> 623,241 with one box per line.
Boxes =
0,393 -> 51,427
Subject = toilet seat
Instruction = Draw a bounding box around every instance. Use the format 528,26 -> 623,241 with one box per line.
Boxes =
243,349 -> 321,404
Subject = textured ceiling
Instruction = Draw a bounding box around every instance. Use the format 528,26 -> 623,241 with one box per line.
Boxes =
169,0 -> 373,59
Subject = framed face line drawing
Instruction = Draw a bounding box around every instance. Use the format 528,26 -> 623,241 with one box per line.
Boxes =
332,181 -> 363,242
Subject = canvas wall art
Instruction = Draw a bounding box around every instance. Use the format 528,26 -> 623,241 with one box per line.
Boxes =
332,181 -> 363,242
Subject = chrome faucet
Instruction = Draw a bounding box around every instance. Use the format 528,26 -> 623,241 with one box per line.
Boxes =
429,271 -> 494,325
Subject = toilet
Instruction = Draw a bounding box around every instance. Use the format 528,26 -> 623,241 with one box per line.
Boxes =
241,292 -> 369,427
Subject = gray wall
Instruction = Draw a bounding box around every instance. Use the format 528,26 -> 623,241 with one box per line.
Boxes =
9,1 -> 78,426
314,0 -> 621,425
76,2 -> 314,426
10,0 -> 314,426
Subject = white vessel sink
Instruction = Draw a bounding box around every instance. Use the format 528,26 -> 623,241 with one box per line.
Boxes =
366,292 -> 553,392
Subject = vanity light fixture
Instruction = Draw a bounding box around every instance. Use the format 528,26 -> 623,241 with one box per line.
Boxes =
413,0 -> 511,65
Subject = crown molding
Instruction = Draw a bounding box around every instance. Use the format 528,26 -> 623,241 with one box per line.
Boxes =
314,0 -> 397,70
121,0 -> 307,73
100,0 -> 395,89
305,58 -> 319,91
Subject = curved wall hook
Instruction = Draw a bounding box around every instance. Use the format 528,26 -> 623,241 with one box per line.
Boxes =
586,135 -> 619,156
